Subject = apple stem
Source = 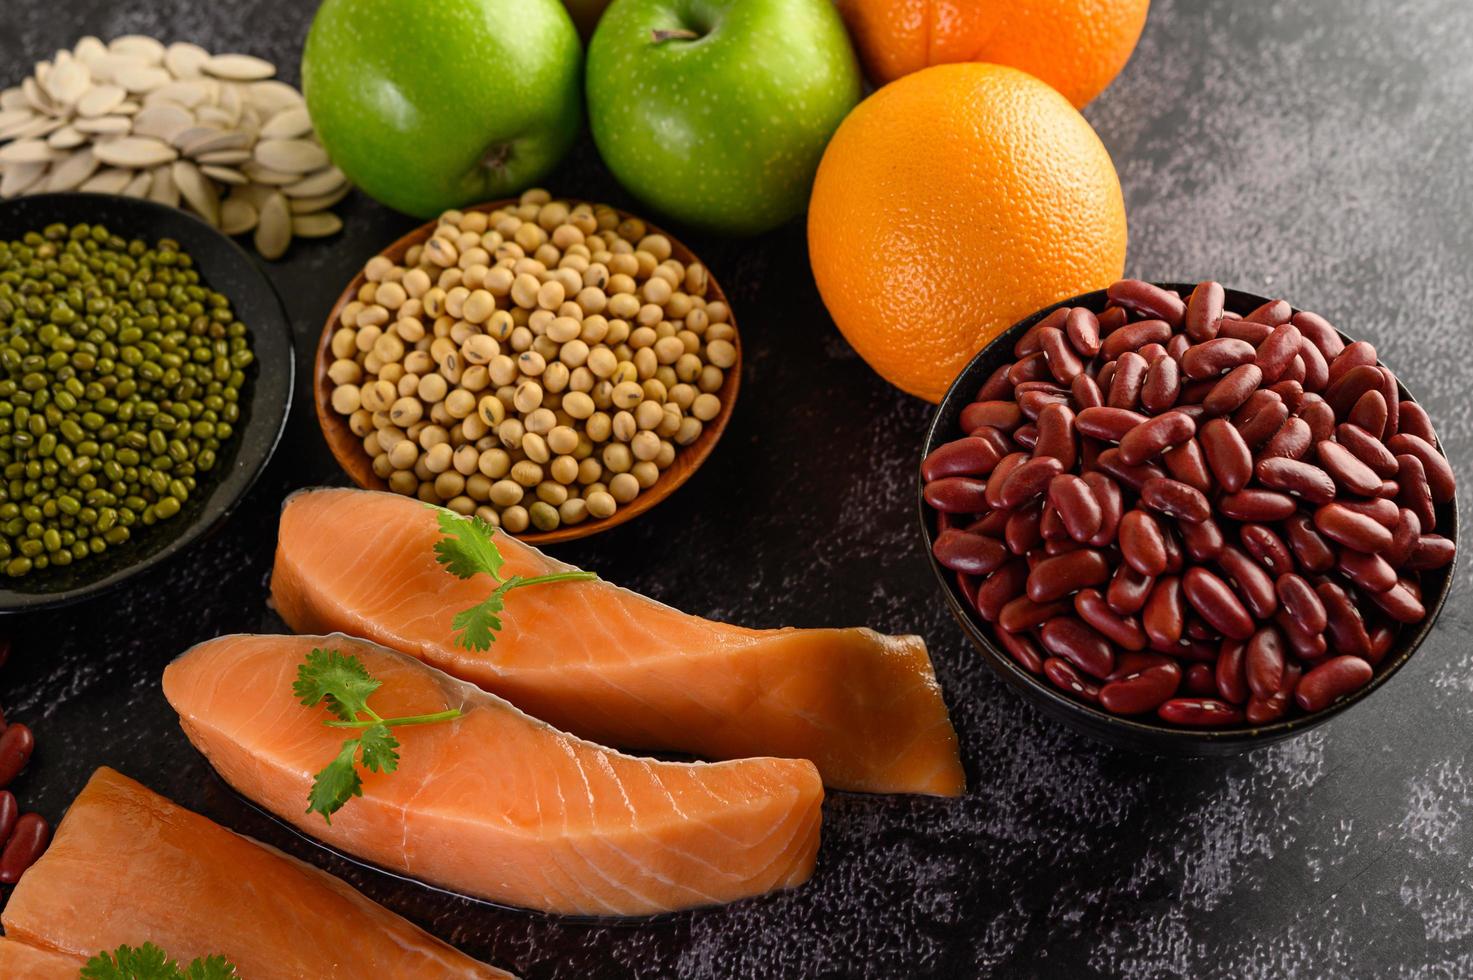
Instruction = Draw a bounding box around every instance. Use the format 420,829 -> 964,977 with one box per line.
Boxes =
650,28 -> 701,43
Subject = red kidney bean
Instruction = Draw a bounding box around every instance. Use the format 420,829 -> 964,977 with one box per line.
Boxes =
1255,323 -> 1303,383
1018,390 -> 1067,421
1200,418 -> 1253,492
921,436 -> 1005,482
1203,363 -> 1263,416
1259,416 -> 1312,462
1020,504 -> 1056,548
1158,698 -> 1244,726
1299,398 -> 1336,447
0,789 -> 14,849
1347,389 -> 1388,439
1040,616 -> 1115,679
1075,588 -> 1148,651
1247,660 -> 1302,724
975,560 -> 1029,622
1269,378 -> 1305,413
999,595 -> 1067,633
1243,299 -> 1290,326
1096,305 -> 1128,334
970,508 -> 1012,538
1408,534 -> 1457,570
1315,440 -> 1382,497
1366,622 -> 1395,666
977,363 -> 1015,401
1107,351 -> 1148,409
1106,562 -> 1154,616
1297,336 -> 1330,392
1295,656 -> 1373,713
1101,319 -> 1174,361
1045,538 -> 1085,557
1184,282 -> 1224,342
1033,403 -> 1078,469
1182,337 -> 1257,379
1385,508 -> 1421,566
1062,307 -> 1101,358
0,723 -> 33,789
1276,609 -> 1328,661
1043,657 -> 1101,702
1163,438 -> 1213,494
984,452 -> 1028,509
1244,626 -> 1287,700
1338,548 -> 1397,593
1139,477 -> 1212,524
1081,472 -> 1123,548
1048,474 -> 1102,542
1184,567 -> 1256,640
1281,355 -> 1308,386
1215,546 -> 1279,619
1240,523 -> 1295,577
1335,423 -> 1399,478
1218,489 -> 1297,522
1314,502 -> 1393,554
1013,423 -> 1040,450
1387,433 -> 1454,503
1143,575 -> 1185,651
1291,311 -> 1345,359
997,456 -> 1066,509
1377,367 -> 1400,435
1015,307 -> 1068,356
1119,411 -> 1196,466
1317,581 -> 1372,658
1027,548 -> 1110,603
961,400 -> 1023,433
1254,457 -> 1336,505
1076,406 -> 1148,442
1215,639 -> 1249,703
1094,447 -> 1167,491
1161,523 -> 1185,574
1183,662 -> 1216,695
1038,326 -> 1085,383
1219,318 -> 1273,344
0,812 -> 48,884
1367,581 -> 1426,624
998,628 -> 1045,673
1275,572 -> 1327,633
1071,372 -> 1104,410
1234,394 -> 1290,448
1337,496 -> 1399,528
1008,351 -> 1052,386
924,477 -> 989,514
1108,279 -> 1186,326
1394,452 -> 1436,532
1140,355 -> 1181,413
1327,340 -> 1377,386
1397,400 -> 1437,444
1100,662 -> 1181,715
1119,509 -> 1168,576
933,529 -> 1008,576
1181,517 -> 1226,561
1325,364 -> 1384,420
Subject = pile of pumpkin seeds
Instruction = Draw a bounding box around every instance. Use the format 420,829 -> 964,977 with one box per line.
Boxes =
0,35 -> 349,260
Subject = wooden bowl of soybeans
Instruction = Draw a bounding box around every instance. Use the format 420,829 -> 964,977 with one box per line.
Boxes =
314,191 -> 741,546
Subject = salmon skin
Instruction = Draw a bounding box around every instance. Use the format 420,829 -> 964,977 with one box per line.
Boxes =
1,767 -> 507,978
271,488 -> 964,796
164,632 -> 824,916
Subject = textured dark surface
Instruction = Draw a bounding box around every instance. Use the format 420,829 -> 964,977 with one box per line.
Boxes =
3,1 -> 1472,977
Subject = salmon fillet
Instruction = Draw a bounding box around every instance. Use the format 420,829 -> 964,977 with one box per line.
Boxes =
271,488 -> 964,796
0,938 -> 84,978
1,767 -> 506,978
163,632 -> 824,916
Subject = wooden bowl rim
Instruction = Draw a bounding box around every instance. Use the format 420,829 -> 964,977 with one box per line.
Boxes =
314,198 -> 741,546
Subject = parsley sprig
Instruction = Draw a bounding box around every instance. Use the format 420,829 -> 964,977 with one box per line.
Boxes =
81,943 -> 239,980
432,507 -> 598,651
294,648 -> 462,823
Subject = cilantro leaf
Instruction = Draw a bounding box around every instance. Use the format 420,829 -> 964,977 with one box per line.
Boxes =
306,737 -> 364,823
432,507 -> 504,582
451,590 -> 506,652
81,944 -> 239,980
293,647 -> 380,721
181,955 -> 241,980
357,723 -> 400,774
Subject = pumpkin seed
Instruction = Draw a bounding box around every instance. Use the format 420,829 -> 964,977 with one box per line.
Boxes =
116,64 -> 172,94
246,80 -> 302,114
73,36 -> 108,64
0,139 -> 61,165
148,162 -> 180,206
182,129 -> 250,157
289,183 -> 351,214
76,83 -> 126,117
282,165 -> 347,198
145,78 -> 214,109
260,106 -> 312,140
241,160 -> 299,185
120,170 -> 153,198
93,135 -> 178,168
110,35 -> 167,64
131,104 -> 194,142
44,146 -> 99,191
219,196 -> 258,235
290,211 -> 343,239
254,191 -> 292,259
44,58 -> 90,105
73,114 -> 132,136
200,164 -> 247,186
78,167 -> 134,193
254,138 -> 328,174
46,125 -> 86,150
164,42 -> 210,78
0,161 -> 46,198
172,159 -> 219,226
204,53 -> 276,82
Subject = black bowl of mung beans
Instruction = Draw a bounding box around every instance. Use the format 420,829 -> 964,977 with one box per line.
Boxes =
918,281 -> 1457,755
0,193 -> 293,611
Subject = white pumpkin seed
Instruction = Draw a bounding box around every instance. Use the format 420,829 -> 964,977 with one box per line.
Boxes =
22,77 -> 55,114
201,164 -> 247,186
73,36 -> 108,64
219,83 -> 242,120
0,162 -> 47,199
73,115 -> 132,136
0,114 -> 40,141
44,58 -> 90,105
241,160 -> 298,185
253,138 -> 328,174
171,124 -> 220,150
195,148 -> 250,165
0,139 -> 62,165
131,104 -> 194,142
94,135 -> 178,168
117,64 -> 173,94
245,80 -> 301,114
145,78 -> 214,109
289,183 -> 350,214
0,108 -> 35,130
13,117 -> 66,141
203,53 -> 276,82
219,196 -> 258,235
47,125 -> 87,150
182,128 -> 249,157
86,53 -> 147,86
172,159 -> 219,225
0,89 -> 28,110
120,170 -> 153,197
147,163 -> 179,206
255,190 -> 292,258
113,101 -> 141,115
259,106 -> 311,140
44,146 -> 99,191
281,165 -> 346,198
230,181 -> 276,208
109,35 -> 166,64
164,42 -> 210,78
76,83 -> 126,117
78,167 -> 134,193
291,212 -> 342,239
196,105 -> 238,130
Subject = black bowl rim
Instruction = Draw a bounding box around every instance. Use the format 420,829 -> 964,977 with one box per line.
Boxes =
0,192 -> 294,613
919,282 -> 1459,750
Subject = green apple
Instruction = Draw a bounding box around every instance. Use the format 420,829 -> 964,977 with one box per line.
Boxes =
586,0 -> 860,235
563,0 -> 612,38
302,0 -> 584,218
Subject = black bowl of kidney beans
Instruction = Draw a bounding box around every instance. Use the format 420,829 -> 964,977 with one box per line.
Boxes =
919,281 -> 1458,753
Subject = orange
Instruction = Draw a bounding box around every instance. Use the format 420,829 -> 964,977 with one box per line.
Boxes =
835,0 -> 1150,108
807,63 -> 1127,403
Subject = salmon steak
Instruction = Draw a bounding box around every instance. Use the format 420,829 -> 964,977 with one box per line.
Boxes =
1,767 -> 506,978
163,632 -> 824,916
271,488 -> 964,796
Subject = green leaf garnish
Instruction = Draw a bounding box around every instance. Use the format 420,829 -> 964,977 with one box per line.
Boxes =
80,943 -> 239,980
297,648 -> 462,823
429,505 -> 599,651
